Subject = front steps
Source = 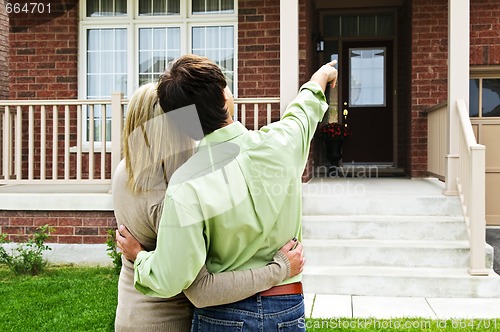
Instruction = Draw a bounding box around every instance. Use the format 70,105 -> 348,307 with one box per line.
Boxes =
301,178 -> 500,298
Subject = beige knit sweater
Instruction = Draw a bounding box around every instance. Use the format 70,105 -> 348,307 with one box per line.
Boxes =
112,160 -> 290,332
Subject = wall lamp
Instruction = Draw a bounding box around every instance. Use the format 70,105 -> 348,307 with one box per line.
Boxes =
315,34 -> 325,53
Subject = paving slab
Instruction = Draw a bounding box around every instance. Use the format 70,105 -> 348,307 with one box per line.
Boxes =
303,293 -> 315,318
311,294 -> 352,318
427,297 -> 500,319
352,296 -> 437,319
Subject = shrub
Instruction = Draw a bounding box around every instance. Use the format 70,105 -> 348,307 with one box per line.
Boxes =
0,225 -> 54,275
106,229 -> 122,275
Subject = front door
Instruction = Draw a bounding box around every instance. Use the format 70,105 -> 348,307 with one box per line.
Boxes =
340,41 -> 394,164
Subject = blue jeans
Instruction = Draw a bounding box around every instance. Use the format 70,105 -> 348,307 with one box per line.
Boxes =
191,294 -> 305,332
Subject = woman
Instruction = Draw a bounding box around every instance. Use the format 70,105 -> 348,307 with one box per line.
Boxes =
113,83 -> 304,331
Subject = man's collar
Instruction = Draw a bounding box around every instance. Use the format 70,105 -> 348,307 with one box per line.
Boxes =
198,122 -> 247,147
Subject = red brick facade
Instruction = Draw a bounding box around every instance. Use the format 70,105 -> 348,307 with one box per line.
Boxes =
470,0 -> 500,64
8,0 -> 78,100
0,0 -> 9,99
238,0 -> 280,98
410,0 -> 449,177
0,210 -> 116,244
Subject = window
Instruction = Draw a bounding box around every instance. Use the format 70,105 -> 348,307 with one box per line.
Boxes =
192,26 -> 234,89
79,0 -> 237,143
323,14 -> 395,38
87,0 -> 127,17
470,77 -> 500,118
192,0 -> 234,14
138,27 -> 181,85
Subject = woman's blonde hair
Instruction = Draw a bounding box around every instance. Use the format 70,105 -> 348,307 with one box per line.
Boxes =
123,82 -> 194,193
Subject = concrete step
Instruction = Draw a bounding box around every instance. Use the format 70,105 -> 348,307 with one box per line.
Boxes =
303,194 -> 463,216
300,178 -> 497,298
302,178 -> 462,216
302,215 -> 468,241
302,266 -> 500,298
303,239 -> 494,269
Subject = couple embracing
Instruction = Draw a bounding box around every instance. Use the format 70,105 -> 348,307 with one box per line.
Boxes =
113,54 -> 338,331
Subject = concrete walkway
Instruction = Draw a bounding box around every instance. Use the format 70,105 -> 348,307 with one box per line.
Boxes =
304,293 -> 500,320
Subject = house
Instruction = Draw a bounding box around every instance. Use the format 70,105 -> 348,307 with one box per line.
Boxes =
0,0 -> 499,296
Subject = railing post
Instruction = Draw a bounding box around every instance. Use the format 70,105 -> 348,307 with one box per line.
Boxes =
280,0 -> 299,115
445,0 -> 470,196
2,106 -> 9,181
111,92 -> 124,179
468,145 -> 488,275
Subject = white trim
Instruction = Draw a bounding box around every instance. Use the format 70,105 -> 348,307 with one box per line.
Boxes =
280,0 -> 299,113
0,191 -> 113,211
445,0 -> 470,195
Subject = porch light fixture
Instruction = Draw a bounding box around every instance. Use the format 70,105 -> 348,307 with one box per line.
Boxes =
315,35 -> 325,52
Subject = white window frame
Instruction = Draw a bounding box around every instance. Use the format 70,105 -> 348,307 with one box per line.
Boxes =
78,0 -> 238,146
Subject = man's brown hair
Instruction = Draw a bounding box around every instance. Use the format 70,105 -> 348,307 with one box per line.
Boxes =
157,54 -> 229,136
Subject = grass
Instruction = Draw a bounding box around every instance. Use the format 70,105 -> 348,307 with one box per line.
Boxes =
0,266 -> 118,332
1,266 -> 499,331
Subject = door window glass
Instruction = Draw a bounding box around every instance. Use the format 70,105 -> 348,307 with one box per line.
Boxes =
349,48 -> 386,107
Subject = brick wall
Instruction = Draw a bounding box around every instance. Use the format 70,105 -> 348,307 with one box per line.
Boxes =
0,211 -> 116,244
411,0 -> 500,177
470,0 -> 500,65
0,0 -> 8,99
9,0 -> 78,100
237,0 -> 281,129
411,0 -> 448,177
237,0 -> 315,95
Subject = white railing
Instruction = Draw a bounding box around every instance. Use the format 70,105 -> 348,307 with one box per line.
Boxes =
455,98 -> 488,276
427,99 -> 488,275
234,97 -> 280,130
0,95 -> 127,184
0,96 -> 279,185
426,102 -> 447,180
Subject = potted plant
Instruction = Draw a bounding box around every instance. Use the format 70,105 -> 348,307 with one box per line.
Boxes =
318,122 -> 351,167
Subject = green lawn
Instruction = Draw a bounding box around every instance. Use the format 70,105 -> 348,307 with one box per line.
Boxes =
1,266 -> 499,331
0,266 -> 118,332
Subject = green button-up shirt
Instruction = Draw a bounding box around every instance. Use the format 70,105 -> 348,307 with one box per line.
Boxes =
134,81 -> 328,298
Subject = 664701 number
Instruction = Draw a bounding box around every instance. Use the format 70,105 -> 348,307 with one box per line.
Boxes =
5,2 -> 51,14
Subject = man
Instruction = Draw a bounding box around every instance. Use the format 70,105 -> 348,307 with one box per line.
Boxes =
117,55 -> 337,330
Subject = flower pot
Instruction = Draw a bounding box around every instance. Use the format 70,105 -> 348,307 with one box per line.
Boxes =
324,139 -> 343,167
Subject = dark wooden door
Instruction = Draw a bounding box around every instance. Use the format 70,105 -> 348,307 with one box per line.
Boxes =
340,41 -> 393,164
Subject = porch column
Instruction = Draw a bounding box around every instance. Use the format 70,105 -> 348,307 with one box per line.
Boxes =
444,0 -> 470,195
279,0 -> 299,114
